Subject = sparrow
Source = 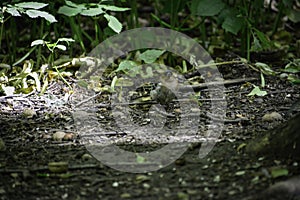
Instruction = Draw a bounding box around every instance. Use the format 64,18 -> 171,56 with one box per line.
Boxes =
150,70 -> 179,105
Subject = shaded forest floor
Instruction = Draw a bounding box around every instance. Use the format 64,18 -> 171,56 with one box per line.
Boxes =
0,58 -> 300,200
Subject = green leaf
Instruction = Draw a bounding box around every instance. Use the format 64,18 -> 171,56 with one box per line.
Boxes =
222,14 -> 244,35
191,0 -> 225,16
15,2 -> 48,9
255,62 -> 276,76
65,0 -> 84,8
271,168 -> 289,178
253,29 -> 272,50
31,39 -> 45,47
136,154 -> 145,163
100,5 -> 130,12
55,44 -> 67,51
116,60 -> 138,72
6,7 -> 21,17
81,7 -> 104,16
247,85 -> 267,97
104,14 -> 122,33
58,5 -> 82,16
111,76 -> 118,92
138,50 -> 165,64
251,35 -> 262,51
25,10 -> 57,23
287,75 -> 300,84
57,38 -> 75,45
283,59 -> 300,73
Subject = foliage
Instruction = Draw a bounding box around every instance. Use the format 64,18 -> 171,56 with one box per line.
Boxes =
0,0 -> 299,96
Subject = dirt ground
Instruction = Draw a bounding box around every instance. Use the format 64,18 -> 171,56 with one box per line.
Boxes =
0,58 -> 300,200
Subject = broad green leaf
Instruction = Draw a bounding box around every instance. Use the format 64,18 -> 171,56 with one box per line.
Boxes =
104,14 -> 122,33
116,60 -> 138,72
6,7 -> 21,16
222,14 -> 243,35
81,7 -> 104,16
247,85 -> 267,96
101,5 -> 130,12
139,49 -> 165,64
15,2 -> 48,9
191,0 -> 225,16
58,6 -> 82,16
25,10 -> 57,23
31,39 -> 45,47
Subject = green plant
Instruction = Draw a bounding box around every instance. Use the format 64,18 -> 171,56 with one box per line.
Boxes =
0,60 -> 41,95
57,0 -> 130,52
0,2 -> 56,64
189,0 -> 276,60
31,37 -> 75,90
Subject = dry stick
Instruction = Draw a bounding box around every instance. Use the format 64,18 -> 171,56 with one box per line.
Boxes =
74,92 -> 101,107
180,77 -> 258,91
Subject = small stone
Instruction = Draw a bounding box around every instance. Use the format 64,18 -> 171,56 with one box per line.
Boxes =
262,112 -> 283,122
52,131 -> 66,141
63,133 -> 75,141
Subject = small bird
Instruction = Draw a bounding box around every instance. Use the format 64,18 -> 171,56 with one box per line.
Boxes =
150,70 -> 179,105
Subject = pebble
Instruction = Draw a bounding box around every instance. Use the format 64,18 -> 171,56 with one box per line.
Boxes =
262,112 -> 283,122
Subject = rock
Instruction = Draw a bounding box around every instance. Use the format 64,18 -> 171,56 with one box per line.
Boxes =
262,112 -> 283,122
52,131 -> 66,141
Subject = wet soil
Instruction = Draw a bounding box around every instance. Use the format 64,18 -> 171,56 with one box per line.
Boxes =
0,60 -> 300,200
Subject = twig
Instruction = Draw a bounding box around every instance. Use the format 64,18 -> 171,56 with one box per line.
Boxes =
180,77 -> 258,91
74,92 -> 101,107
